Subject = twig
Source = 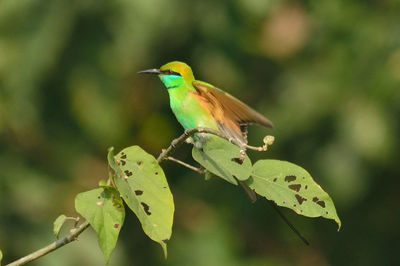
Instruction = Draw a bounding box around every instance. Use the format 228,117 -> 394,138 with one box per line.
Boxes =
266,200 -> 310,246
6,220 -> 90,266
244,135 -> 275,152
156,127 -> 273,163
244,144 -> 267,151
166,156 -> 205,175
156,127 -> 229,163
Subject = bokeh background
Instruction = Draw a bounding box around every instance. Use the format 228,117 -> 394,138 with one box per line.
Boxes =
1,0 -> 399,265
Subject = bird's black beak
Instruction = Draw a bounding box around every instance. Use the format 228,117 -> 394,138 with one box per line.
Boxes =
137,68 -> 162,75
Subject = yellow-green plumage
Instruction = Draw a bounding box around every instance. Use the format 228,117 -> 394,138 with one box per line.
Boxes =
139,61 -> 273,147
159,64 -> 218,133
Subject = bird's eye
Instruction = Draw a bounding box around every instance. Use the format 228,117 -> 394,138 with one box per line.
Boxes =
163,69 -> 181,76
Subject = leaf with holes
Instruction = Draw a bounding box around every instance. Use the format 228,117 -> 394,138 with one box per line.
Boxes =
75,187 -> 125,263
108,146 -> 174,258
192,136 -> 252,185
247,159 -> 341,229
53,214 -> 67,238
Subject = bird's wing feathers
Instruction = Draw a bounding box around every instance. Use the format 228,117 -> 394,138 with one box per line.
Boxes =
192,80 -> 273,144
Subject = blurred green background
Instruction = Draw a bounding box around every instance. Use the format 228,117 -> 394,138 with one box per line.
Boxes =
1,0 -> 399,265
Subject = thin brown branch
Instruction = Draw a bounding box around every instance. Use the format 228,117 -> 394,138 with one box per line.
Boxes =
166,156 -> 205,174
244,135 -> 275,151
244,144 -> 267,151
156,127 -> 228,163
6,220 -> 90,266
156,127 -> 274,164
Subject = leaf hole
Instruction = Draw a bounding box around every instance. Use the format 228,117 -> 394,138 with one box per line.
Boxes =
288,184 -> 301,192
295,194 -> 307,205
141,202 -> 151,215
231,158 -> 244,165
285,175 -> 296,182
124,170 -> 133,177
312,197 -> 326,208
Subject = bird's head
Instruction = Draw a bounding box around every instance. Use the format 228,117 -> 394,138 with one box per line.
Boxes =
138,61 -> 195,90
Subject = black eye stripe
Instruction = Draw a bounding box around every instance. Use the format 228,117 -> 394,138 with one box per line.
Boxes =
162,70 -> 181,76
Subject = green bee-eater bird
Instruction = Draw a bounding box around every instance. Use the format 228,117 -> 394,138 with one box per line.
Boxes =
138,61 -> 273,150
139,61 -> 273,202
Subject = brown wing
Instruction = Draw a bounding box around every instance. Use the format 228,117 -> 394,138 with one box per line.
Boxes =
192,80 -> 273,145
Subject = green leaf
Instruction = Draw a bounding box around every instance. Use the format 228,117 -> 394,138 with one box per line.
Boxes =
53,214 -> 67,238
192,136 -> 252,185
247,159 -> 341,229
108,146 -> 174,258
75,187 -> 125,263
107,147 -> 119,170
